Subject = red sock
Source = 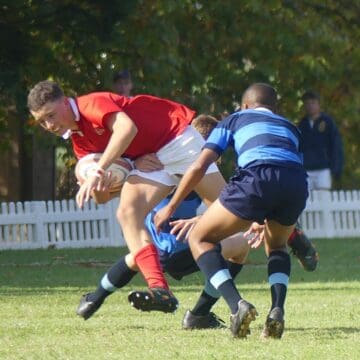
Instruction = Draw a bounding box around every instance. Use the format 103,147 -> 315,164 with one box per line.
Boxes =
287,229 -> 297,246
134,244 -> 169,290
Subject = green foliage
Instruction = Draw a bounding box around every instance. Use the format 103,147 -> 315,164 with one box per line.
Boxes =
0,237 -> 359,359
1,1 -> 360,187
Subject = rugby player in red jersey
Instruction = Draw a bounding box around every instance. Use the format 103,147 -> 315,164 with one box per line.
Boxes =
28,81 -> 226,313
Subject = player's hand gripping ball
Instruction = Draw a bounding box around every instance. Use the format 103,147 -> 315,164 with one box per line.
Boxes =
75,153 -> 133,192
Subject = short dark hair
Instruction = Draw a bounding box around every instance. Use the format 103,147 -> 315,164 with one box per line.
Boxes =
302,90 -> 320,102
242,83 -> 277,111
28,80 -> 64,112
113,69 -> 131,83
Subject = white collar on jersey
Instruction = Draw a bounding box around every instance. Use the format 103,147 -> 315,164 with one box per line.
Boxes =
253,106 -> 273,113
62,98 -> 83,139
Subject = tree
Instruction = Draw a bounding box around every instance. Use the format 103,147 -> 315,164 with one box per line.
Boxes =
1,1 -> 360,200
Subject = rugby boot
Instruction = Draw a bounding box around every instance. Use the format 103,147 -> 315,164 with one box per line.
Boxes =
128,287 -> 179,313
182,310 -> 226,330
76,293 -> 103,320
288,226 -> 319,271
230,299 -> 258,338
261,307 -> 285,339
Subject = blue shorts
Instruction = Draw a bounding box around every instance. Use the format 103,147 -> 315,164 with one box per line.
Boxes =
219,165 -> 308,226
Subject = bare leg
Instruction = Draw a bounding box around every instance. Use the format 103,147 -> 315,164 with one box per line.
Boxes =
117,175 -> 179,312
117,175 -> 173,254
220,233 -> 250,264
194,172 -> 226,207
264,220 -> 295,255
189,199 -> 252,260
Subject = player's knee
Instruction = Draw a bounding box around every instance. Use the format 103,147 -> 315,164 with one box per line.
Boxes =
229,251 -> 248,264
265,241 -> 287,255
266,235 -> 288,248
188,232 -> 203,248
116,204 -> 138,225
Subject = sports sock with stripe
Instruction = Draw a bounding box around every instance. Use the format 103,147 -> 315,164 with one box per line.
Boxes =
87,256 -> 137,303
192,262 -> 243,316
196,247 -> 241,314
268,250 -> 291,311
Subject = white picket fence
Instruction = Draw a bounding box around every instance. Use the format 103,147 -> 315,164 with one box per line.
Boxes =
298,190 -> 360,238
0,190 -> 359,250
0,199 -> 125,250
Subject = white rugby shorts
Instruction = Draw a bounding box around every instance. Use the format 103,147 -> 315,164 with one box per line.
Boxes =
306,168 -> 332,190
128,125 -> 219,186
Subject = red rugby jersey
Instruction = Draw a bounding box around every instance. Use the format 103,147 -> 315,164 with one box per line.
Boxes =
71,92 -> 195,159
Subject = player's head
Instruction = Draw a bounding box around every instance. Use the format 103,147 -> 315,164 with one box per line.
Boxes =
241,83 -> 277,112
28,80 -> 75,137
113,69 -> 133,97
191,114 -> 219,140
302,90 -> 321,118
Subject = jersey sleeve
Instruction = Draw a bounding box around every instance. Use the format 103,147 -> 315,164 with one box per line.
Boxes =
203,114 -> 235,155
80,93 -> 125,128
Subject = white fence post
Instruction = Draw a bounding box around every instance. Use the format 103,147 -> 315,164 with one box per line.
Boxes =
32,201 -> 47,248
1,190 -> 360,250
318,190 -> 334,238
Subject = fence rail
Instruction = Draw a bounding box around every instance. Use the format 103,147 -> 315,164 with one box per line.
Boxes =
299,190 -> 360,238
0,190 -> 359,250
0,199 -> 124,250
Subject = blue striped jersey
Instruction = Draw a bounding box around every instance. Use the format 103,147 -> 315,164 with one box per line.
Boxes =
204,108 -> 303,169
145,192 -> 202,254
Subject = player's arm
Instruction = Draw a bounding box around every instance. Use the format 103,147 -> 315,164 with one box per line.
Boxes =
76,172 -> 122,205
76,112 -> 137,208
91,189 -> 120,204
154,148 -> 219,231
91,153 -> 163,204
96,112 -> 138,171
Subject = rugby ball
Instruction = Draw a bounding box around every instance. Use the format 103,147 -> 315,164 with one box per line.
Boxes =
75,153 -> 133,192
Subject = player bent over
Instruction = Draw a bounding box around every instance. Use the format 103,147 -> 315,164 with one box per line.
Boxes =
76,114 -> 244,328
155,83 -> 309,339
77,189 -> 249,330
27,82 -> 226,314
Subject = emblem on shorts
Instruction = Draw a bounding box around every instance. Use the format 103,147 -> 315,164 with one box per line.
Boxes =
318,121 -> 326,132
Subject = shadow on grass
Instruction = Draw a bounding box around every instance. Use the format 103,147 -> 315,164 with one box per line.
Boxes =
289,326 -> 360,336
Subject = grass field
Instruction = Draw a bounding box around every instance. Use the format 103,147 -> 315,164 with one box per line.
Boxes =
0,237 -> 359,360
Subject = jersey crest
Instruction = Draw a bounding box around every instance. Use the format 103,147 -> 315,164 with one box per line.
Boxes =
318,120 -> 326,132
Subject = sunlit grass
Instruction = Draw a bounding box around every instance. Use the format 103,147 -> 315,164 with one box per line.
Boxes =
0,238 -> 359,359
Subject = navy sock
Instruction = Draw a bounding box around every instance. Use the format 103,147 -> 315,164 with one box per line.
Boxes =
197,247 -> 241,314
192,262 -> 243,316
268,250 -> 291,311
88,256 -> 137,303
191,290 -> 219,316
226,261 -> 243,279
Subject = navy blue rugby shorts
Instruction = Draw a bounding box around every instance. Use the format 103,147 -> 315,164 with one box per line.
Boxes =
159,248 -> 199,280
219,165 -> 309,226
159,243 -> 222,280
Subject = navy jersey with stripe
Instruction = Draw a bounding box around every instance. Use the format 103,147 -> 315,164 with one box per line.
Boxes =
204,109 -> 303,169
